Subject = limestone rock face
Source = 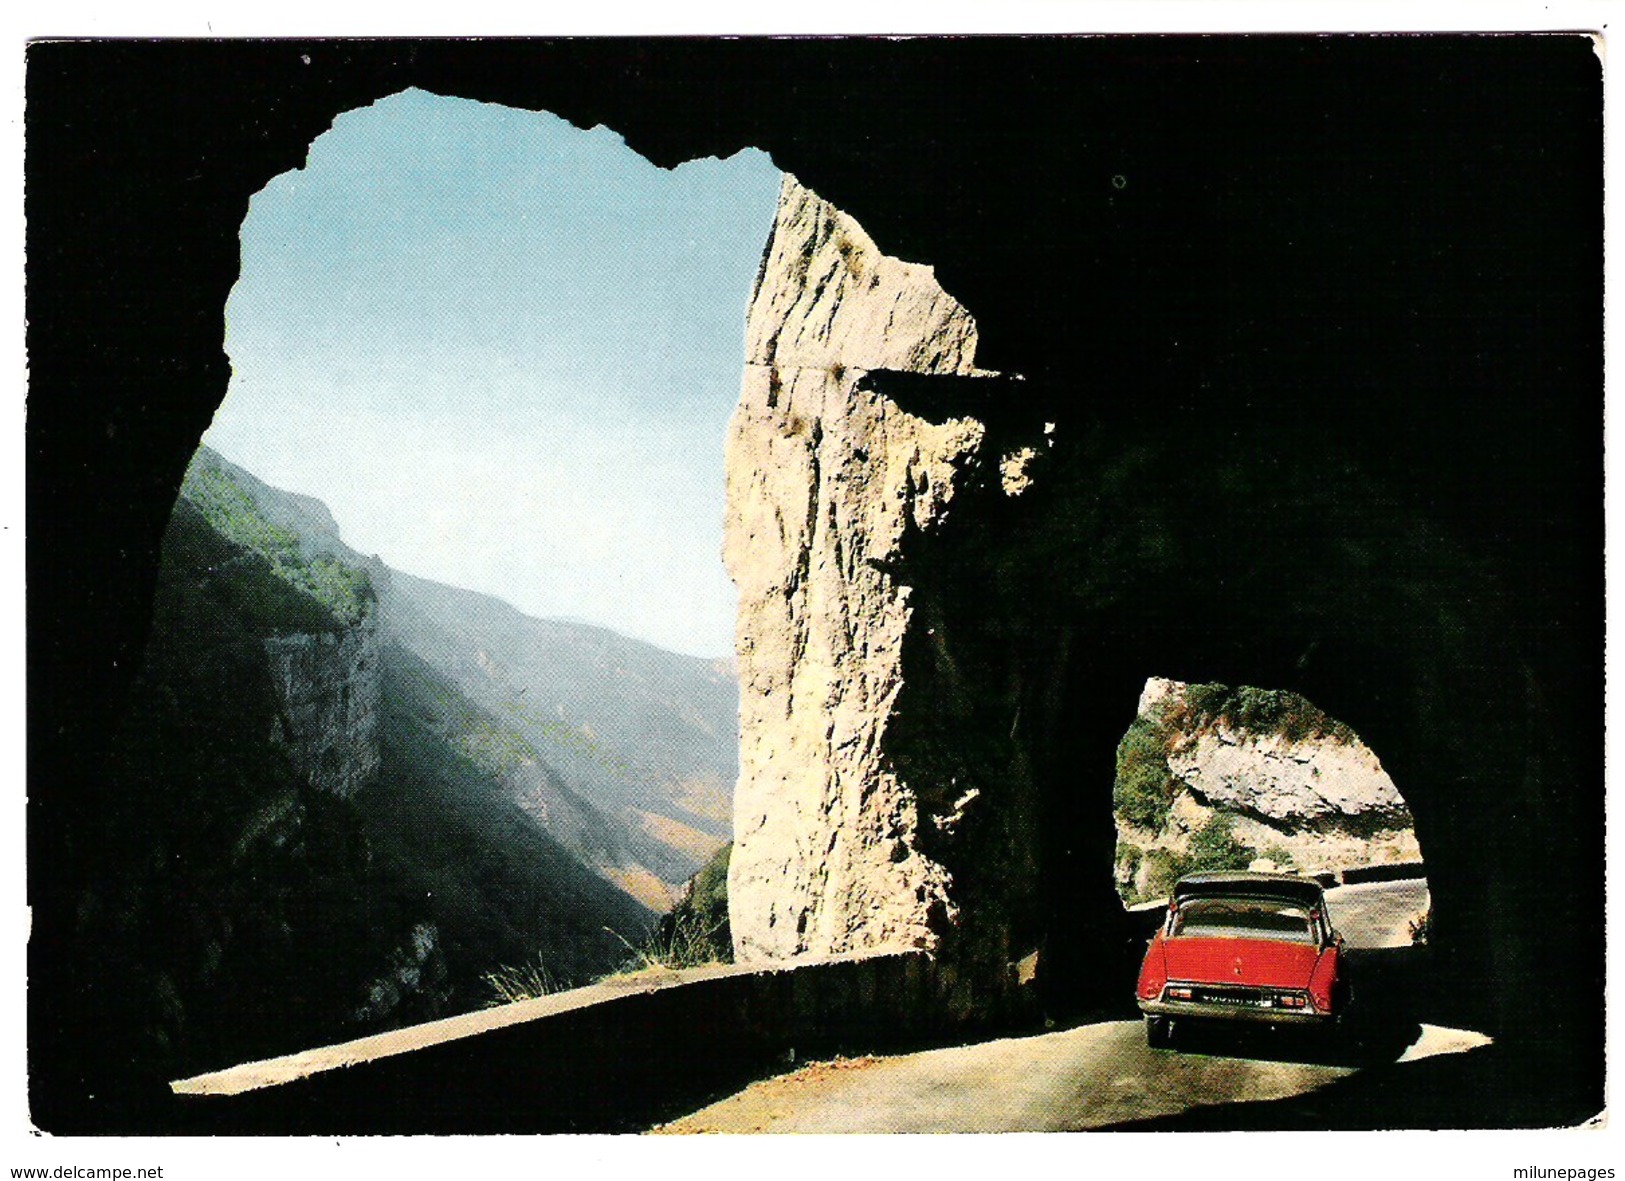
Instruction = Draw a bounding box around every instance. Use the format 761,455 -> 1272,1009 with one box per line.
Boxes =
350,921 -> 450,1026
725,176 -> 1020,965
1167,728 -> 1410,825
263,617 -> 382,800
1118,677 -> 1423,900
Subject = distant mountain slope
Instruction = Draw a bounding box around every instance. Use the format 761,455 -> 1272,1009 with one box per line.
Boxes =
91,499 -> 434,1083
379,567 -> 735,897
89,451 -> 704,1092
366,642 -> 653,986
190,446 -> 738,907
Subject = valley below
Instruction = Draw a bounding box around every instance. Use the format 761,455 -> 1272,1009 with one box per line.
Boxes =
88,447 -> 737,1090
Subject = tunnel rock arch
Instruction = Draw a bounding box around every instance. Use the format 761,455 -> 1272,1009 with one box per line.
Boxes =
27,39 -> 1601,1129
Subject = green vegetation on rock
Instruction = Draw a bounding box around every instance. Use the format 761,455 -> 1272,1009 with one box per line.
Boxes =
90,503 -> 444,1081
1112,715 -> 1179,831
483,842 -> 733,1004
1260,843 -> 1296,870
608,906 -> 730,977
1185,814 -> 1255,872
164,499 -> 344,636
182,449 -> 373,628
1171,682 -> 1357,746
1113,679 -> 1366,903
655,841 -> 732,964
1138,849 -> 1185,903
1122,817 -> 1257,903
1113,681 -> 1361,838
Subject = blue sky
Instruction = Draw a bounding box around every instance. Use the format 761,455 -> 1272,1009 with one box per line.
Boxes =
206,87 -> 780,658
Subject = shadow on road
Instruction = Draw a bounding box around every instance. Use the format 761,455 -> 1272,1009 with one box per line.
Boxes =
654,937 -> 1599,1132
1142,944 -> 1445,1070
1108,1041 -> 1594,1131
1103,944 -> 1600,1130
1151,1016 -> 1422,1071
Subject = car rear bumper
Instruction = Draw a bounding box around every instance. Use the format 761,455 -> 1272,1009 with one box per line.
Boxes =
1137,996 -> 1334,1026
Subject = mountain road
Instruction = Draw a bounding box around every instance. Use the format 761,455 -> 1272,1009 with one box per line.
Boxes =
657,877 -> 1473,1133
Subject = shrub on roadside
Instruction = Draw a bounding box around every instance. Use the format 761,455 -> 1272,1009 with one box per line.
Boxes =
481,955 -> 560,1006
1185,814 -> 1256,873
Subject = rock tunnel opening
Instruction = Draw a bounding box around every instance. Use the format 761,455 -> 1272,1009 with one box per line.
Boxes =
26,39 -> 1601,1131
874,394 -> 1521,1027
84,89 -> 788,1089
776,332 -> 1594,1063
683,163 -> 1589,1066
1109,676 -> 1431,942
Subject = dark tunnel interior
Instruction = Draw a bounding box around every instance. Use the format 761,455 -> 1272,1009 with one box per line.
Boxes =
25,37 -> 1602,1130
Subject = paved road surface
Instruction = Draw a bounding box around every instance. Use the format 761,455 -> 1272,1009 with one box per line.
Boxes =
657,1020 -> 1487,1133
660,877 -> 1456,1133
1324,879 -> 1431,949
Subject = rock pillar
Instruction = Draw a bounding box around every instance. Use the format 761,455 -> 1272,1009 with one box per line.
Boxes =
725,177 -> 1042,999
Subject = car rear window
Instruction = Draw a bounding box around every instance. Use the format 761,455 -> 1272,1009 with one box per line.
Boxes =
1171,897 -> 1316,943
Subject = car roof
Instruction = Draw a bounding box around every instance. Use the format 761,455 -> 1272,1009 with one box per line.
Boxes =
1172,871 -> 1327,907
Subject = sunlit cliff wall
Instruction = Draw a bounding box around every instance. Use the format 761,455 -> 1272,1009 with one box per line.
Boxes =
724,178 -> 1052,1007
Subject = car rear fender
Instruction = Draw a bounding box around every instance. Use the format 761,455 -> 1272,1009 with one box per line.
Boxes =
1136,932 -> 1170,1002
1308,944 -> 1341,1012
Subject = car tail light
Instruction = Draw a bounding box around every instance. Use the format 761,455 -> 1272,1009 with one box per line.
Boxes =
1165,986 -> 1194,1000
1278,993 -> 1308,1009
